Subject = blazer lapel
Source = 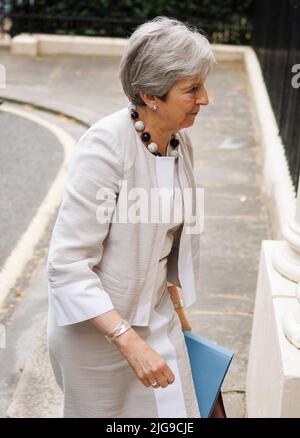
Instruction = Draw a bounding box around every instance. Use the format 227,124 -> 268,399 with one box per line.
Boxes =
177,147 -> 200,307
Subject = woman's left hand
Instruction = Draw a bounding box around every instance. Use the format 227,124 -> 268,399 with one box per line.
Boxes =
167,284 -> 192,332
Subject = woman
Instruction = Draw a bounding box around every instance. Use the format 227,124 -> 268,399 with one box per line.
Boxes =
47,16 -> 216,418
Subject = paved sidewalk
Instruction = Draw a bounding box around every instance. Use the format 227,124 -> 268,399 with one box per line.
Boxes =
0,47 -> 270,418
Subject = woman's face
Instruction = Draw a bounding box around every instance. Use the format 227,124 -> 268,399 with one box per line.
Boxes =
159,76 -> 209,131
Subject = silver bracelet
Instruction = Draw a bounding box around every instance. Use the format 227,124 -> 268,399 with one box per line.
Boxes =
105,320 -> 131,343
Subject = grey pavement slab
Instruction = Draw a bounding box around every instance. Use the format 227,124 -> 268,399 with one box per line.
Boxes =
0,51 -> 270,418
6,317 -> 63,419
0,48 -> 127,125
223,392 -> 246,418
0,256 -> 49,417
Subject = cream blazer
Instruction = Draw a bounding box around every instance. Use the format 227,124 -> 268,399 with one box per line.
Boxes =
47,107 -> 201,326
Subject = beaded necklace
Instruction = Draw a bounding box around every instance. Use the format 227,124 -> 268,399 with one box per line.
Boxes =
128,102 -> 179,158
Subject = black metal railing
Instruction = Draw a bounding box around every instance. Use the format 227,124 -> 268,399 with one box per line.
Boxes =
5,13 -> 140,38
0,0 -> 254,45
4,12 -> 253,44
252,0 -> 300,191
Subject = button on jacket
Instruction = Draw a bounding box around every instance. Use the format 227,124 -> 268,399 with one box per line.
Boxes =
47,107 -> 201,327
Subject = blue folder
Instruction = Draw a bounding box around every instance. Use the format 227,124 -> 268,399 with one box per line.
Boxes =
183,330 -> 234,418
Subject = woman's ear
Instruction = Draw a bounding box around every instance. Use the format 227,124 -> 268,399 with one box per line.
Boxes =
139,91 -> 157,109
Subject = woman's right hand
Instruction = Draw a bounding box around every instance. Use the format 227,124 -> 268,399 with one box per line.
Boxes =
114,328 -> 175,389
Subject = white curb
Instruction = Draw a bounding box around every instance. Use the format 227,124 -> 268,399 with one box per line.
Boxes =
11,33 -> 127,56
0,103 -> 75,307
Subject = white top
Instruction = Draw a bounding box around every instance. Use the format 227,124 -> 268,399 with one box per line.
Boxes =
155,146 -> 184,291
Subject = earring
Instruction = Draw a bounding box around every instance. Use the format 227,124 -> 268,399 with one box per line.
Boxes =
152,105 -> 157,112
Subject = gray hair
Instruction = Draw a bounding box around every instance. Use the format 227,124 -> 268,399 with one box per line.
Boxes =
119,16 -> 216,106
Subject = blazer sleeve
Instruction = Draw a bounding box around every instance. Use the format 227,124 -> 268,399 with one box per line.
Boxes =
47,122 -> 123,326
